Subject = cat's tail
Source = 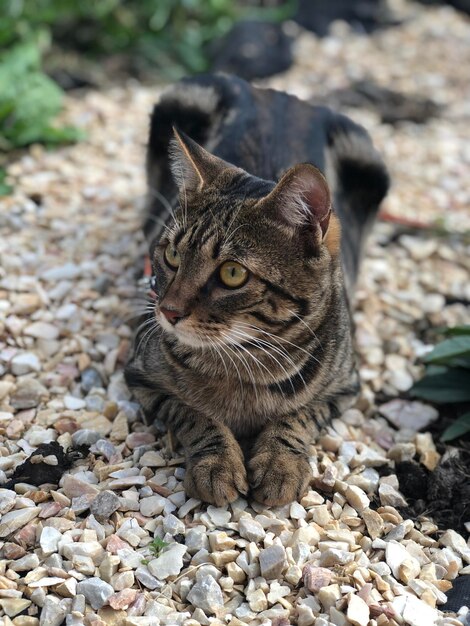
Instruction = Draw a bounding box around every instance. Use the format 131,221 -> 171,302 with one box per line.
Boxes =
327,119 -> 390,224
145,75 -> 232,239
326,118 -> 390,286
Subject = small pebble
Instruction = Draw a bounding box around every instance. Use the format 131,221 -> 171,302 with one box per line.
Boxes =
11,352 -> 41,375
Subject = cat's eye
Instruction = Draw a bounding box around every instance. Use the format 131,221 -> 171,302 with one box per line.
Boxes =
219,261 -> 249,288
164,244 -> 181,269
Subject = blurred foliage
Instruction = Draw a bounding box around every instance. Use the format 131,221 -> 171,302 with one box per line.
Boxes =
411,325 -> 470,441
0,168 -> 13,196
0,0 -> 293,184
1,0 -> 294,76
0,41 -> 83,152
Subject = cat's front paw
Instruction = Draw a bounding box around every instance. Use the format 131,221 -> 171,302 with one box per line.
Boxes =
184,445 -> 248,507
248,448 -> 312,507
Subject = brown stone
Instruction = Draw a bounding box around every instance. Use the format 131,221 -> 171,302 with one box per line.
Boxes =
54,416 -> 79,434
2,543 -> 27,560
108,589 -> 137,610
106,534 -> 130,554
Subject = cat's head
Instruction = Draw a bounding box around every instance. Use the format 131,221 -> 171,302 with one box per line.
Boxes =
150,129 -> 341,348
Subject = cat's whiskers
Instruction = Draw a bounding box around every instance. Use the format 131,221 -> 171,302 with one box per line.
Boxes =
140,322 -> 162,356
220,330 -> 264,394
224,198 -> 246,245
120,308 -> 154,324
236,321 -> 321,365
133,319 -> 159,349
230,327 -> 303,395
124,297 -> 155,310
147,186 -> 176,219
135,318 -> 160,355
286,308 -> 324,352
224,222 -> 250,249
126,297 -> 154,306
206,336 -> 229,379
220,332 -> 259,387
179,164 -> 188,230
212,337 -> 246,399
231,326 -> 306,384
144,212 -> 172,236
147,186 -> 180,231
120,298 -> 156,324
221,332 -> 282,404
232,324 -> 299,366
133,314 -> 157,333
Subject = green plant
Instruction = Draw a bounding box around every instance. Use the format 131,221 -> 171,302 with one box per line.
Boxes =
148,536 -> 170,557
411,325 -> 470,441
1,1 -> 295,78
0,168 -> 13,196
0,41 -> 83,153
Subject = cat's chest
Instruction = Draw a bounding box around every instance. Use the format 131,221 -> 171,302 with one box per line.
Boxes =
173,368 -> 284,434
157,339 -> 303,434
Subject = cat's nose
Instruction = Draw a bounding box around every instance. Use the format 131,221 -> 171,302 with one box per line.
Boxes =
161,305 -> 187,325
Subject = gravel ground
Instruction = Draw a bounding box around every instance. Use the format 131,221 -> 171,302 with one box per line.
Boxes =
0,3 -> 470,626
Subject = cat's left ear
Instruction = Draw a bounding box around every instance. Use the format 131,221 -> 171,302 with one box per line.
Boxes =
260,163 -> 340,254
169,127 -> 232,194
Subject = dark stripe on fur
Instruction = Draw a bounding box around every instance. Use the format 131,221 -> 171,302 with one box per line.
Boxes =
260,278 -> 310,316
124,367 -> 158,391
269,350 -> 322,396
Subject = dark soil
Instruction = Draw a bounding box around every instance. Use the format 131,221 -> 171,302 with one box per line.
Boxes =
373,377 -> 470,536
4,441 -> 88,488
396,448 -> 470,536
442,574 -> 470,613
390,396 -> 470,536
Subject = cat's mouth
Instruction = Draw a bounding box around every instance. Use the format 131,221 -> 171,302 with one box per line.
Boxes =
158,312 -> 205,347
158,311 -> 256,350
158,310 -> 222,349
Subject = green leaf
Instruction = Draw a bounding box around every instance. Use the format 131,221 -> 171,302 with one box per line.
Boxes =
149,537 -> 170,556
0,168 -> 12,196
451,356 -> 470,370
444,325 -> 470,336
0,40 -> 82,150
424,364 -> 449,376
440,412 -> 470,442
424,336 -> 470,365
32,125 -> 86,145
411,368 -> 470,403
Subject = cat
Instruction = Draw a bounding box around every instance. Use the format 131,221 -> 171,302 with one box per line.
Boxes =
125,73 -> 389,507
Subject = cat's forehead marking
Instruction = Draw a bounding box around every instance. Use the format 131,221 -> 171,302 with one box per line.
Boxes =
174,215 -> 219,259
170,194 -> 260,263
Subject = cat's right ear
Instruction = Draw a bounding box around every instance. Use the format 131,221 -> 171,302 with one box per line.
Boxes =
169,128 -> 230,195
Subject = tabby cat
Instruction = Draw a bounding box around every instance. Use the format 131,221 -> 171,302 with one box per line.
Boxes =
125,74 -> 389,507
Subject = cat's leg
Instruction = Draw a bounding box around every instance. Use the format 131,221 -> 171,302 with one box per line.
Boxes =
124,365 -> 248,506
248,410 -> 314,506
163,398 -> 248,506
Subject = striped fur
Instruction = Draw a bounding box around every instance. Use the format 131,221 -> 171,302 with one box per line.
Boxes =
126,74 -> 389,506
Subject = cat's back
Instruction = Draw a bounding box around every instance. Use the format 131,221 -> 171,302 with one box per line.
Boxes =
147,73 -> 335,196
